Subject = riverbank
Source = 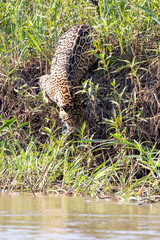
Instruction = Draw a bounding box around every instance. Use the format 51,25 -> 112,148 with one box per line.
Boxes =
0,0 -> 160,199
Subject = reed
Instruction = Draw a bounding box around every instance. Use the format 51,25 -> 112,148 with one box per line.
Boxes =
0,0 -> 159,201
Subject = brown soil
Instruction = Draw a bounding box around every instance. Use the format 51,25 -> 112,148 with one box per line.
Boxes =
0,51 -> 159,154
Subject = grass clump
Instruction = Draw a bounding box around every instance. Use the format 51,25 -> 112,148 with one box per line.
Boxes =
0,0 -> 160,201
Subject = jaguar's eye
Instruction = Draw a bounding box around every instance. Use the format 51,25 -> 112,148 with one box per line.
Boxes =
62,122 -> 68,133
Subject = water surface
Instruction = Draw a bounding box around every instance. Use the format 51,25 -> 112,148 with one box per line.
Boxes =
0,193 -> 160,239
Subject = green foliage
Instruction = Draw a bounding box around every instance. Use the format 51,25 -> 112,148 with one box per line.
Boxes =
1,0 -> 159,73
0,0 -> 160,199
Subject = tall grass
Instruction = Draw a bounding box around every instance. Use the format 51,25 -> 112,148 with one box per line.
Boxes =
1,0 -> 159,73
0,0 -> 160,200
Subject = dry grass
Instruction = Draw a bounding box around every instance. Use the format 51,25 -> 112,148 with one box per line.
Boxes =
0,0 -> 160,198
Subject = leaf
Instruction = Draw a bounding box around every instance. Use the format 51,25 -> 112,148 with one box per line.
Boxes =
27,31 -> 42,52
136,4 -> 154,16
136,4 -> 160,26
42,127 -> 52,135
0,117 -> 16,131
151,17 -> 160,26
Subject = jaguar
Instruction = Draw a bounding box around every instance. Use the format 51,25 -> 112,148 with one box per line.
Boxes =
40,24 -> 96,133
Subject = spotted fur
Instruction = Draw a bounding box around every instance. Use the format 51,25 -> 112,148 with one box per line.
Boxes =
40,25 -> 96,132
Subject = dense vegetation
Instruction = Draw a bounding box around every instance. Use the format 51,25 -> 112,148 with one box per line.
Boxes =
0,0 -> 160,201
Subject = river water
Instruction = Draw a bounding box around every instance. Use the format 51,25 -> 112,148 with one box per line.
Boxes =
0,193 -> 160,240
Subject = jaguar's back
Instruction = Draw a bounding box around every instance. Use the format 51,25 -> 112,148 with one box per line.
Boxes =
40,25 -> 96,132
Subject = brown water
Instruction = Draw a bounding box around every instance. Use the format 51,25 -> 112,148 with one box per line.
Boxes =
0,193 -> 160,240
